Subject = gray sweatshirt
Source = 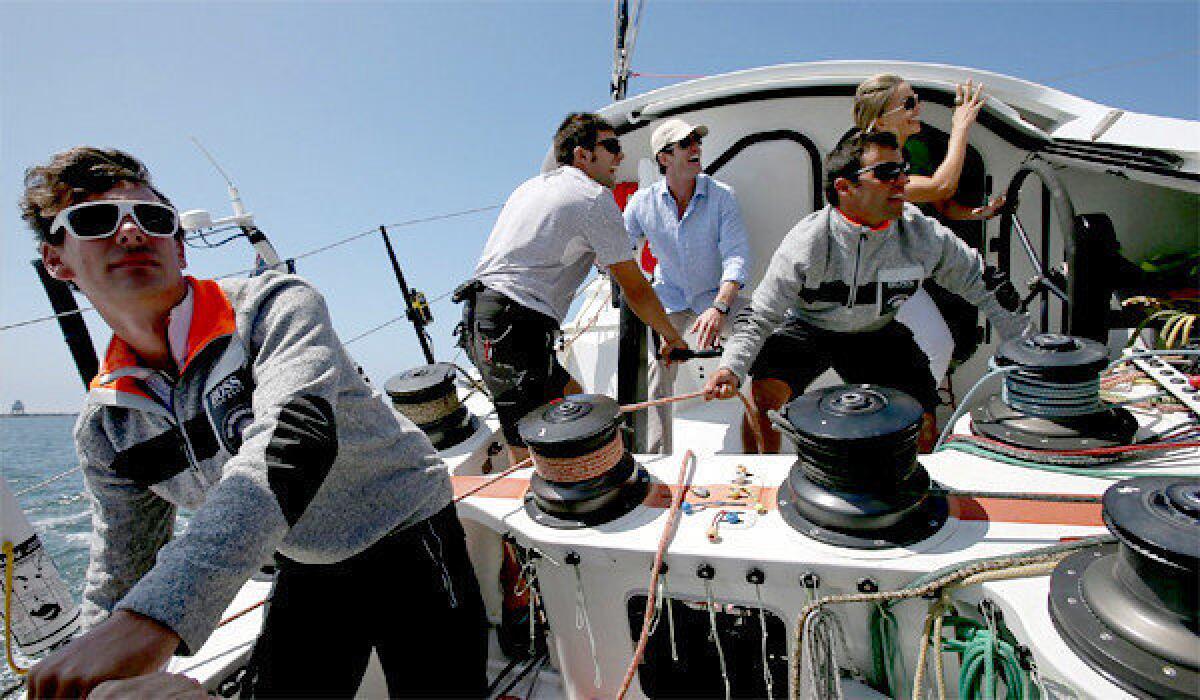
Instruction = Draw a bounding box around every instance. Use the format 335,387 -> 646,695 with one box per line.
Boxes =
721,204 -> 1028,383
77,273 -> 450,654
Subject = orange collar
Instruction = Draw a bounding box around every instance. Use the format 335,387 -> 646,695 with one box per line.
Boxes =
90,277 -> 236,392
835,207 -> 892,232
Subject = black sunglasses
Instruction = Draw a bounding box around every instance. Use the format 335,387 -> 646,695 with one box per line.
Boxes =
854,160 -> 911,182
880,94 -> 920,119
595,137 -> 622,156
674,133 -> 702,150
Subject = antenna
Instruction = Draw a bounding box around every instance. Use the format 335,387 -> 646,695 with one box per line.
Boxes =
185,137 -> 284,270
189,136 -> 248,221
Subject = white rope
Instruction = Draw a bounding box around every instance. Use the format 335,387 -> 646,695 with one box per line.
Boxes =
663,572 -> 678,662
755,583 -> 775,699
703,579 -> 731,700
571,560 -> 603,689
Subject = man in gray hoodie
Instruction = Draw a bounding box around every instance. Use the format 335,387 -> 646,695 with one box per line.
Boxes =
20,148 -> 487,697
704,131 -> 1027,452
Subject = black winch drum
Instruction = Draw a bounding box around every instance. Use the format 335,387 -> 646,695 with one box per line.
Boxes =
971,334 -> 1137,451
1049,476 -> 1200,698
385,363 -> 476,450
773,384 -> 948,549
517,394 -> 649,529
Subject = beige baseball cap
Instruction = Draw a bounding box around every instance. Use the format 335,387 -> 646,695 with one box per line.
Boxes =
650,118 -> 709,155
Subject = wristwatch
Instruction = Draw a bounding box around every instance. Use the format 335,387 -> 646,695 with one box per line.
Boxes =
712,300 -> 730,315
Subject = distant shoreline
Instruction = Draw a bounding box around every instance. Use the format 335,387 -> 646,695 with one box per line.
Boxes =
1,413 -> 77,418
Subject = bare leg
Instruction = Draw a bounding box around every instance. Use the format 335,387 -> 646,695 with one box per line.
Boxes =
744,378 -> 792,454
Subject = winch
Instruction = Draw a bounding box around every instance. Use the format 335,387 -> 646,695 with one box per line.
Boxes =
518,394 -> 649,529
773,384 -> 948,548
1049,476 -> 1199,698
384,363 -> 476,450
970,333 -> 1137,451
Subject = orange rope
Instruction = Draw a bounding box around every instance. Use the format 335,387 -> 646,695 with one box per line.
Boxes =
452,457 -> 534,503
451,390 -> 765,504
217,598 -> 268,628
530,432 -> 625,483
616,450 -> 696,700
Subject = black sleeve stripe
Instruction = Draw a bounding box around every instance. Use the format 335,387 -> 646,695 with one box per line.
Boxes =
111,428 -> 191,486
265,395 -> 338,526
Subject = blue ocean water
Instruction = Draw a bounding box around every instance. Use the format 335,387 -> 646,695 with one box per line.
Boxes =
0,414 -> 89,598
1,414 -> 87,691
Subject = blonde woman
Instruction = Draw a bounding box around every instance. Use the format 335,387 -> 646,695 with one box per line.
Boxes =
853,75 -> 1008,396
854,74 -> 1005,220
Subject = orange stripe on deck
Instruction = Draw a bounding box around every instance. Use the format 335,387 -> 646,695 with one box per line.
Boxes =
450,476 -> 1103,526
949,496 -> 1103,527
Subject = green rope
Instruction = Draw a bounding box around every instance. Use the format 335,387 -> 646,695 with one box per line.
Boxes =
868,603 -> 905,695
934,441 -> 1192,478
940,616 -> 1034,700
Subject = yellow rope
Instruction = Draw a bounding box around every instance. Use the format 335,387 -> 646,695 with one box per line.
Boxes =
3,541 -> 28,676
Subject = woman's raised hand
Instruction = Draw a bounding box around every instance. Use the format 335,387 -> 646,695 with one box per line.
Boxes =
952,80 -> 987,132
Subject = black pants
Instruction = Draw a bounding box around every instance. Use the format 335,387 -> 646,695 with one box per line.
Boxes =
749,319 -> 939,411
245,505 -> 489,698
461,288 -> 571,445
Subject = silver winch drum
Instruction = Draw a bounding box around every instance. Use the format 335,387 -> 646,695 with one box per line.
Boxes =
1049,476 -> 1199,698
385,363 -> 476,450
970,333 -> 1137,451
773,384 -> 948,549
517,394 -> 649,529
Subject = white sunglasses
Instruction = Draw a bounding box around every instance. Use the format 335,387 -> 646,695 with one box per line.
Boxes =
50,200 -> 180,241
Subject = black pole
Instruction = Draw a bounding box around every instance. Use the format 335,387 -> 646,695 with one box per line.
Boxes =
379,226 -> 435,365
615,284 -> 648,452
32,260 -> 98,389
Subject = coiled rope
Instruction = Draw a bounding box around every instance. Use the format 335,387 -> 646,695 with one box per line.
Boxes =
530,431 -> 625,483
452,389 -> 764,502
1000,371 -> 1102,418
789,535 -> 1114,699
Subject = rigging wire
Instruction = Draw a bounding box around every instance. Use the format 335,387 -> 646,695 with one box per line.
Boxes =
0,204 -> 501,333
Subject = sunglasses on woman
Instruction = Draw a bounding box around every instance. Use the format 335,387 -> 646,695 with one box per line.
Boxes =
855,160 -> 911,182
880,94 -> 920,119
49,200 -> 180,241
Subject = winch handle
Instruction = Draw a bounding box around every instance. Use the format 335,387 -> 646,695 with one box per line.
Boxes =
668,348 -> 723,361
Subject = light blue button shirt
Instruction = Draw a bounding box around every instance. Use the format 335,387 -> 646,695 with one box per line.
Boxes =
623,174 -> 752,314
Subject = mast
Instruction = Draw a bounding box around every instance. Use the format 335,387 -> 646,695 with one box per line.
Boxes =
612,0 -> 649,450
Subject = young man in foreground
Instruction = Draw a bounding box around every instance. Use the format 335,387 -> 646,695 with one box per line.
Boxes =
21,147 -> 487,698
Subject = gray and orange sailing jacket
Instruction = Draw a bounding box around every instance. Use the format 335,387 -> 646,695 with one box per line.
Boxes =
77,272 -> 451,654
721,204 -> 1029,383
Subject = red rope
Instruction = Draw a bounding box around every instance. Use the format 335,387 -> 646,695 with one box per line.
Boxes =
616,449 -> 696,700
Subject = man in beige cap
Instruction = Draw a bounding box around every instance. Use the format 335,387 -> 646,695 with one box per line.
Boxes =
624,118 -> 752,453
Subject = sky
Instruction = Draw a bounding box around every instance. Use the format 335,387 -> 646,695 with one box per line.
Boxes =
1,1 -> 1197,413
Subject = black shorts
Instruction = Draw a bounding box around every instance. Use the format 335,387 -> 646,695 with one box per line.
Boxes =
463,288 -> 571,445
748,318 -> 939,412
